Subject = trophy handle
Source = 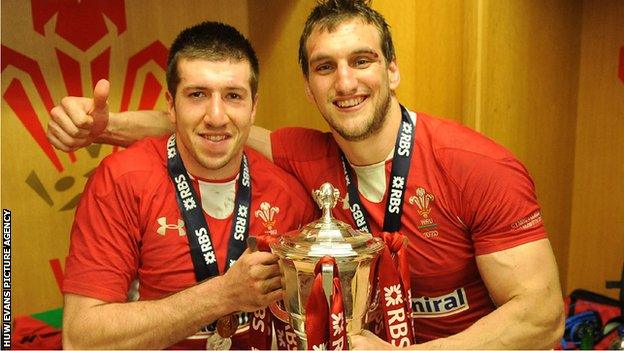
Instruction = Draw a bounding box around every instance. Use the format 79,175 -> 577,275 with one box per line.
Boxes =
322,262 -> 334,304
246,236 -> 290,323
269,301 -> 290,323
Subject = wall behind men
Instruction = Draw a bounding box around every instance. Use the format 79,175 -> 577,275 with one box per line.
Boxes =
567,0 -> 624,298
2,0 -> 622,322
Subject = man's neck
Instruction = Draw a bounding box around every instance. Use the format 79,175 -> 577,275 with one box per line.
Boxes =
334,99 -> 403,166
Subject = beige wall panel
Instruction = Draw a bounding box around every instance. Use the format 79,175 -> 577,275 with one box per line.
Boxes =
478,1 -> 582,288
249,0 -> 464,132
1,0 -> 248,316
567,0 -> 624,299
382,0 -> 464,122
248,1 -> 323,131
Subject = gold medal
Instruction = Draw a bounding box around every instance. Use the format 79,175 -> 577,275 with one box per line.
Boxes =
216,314 -> 239,339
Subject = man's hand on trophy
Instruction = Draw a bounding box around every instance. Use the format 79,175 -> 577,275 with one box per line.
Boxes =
350,330 -> 397,350
221,249 -> 284,312
47,79 -> 110,152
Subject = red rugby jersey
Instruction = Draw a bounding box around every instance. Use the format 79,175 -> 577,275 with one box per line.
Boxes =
271,111 -> 547,342
63,135 -> 316,349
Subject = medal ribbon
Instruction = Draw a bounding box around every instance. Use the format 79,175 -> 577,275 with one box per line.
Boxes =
370,232 -> 414,347
305,256 -> 348,350
339,106 -> 415,344
166,134 -> 251,282
340,105 -> 414,233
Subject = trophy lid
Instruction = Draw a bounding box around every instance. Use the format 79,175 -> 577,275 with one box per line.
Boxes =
271,182 -> 384,260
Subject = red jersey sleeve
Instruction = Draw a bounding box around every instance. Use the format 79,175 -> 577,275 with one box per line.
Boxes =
62,157 -> 145,302
435,127 -> 547,256
270,127 -> 338,175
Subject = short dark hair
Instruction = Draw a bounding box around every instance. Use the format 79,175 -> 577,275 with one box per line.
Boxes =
167,21 -> 259,99
298,0 -> 395,77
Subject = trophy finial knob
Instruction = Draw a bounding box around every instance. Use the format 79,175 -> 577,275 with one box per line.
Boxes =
313,183 -> 340,221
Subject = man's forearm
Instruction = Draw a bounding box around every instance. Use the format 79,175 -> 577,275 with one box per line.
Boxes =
63,276 -> 234,349
410,293 -> 564,349
409,240 -> 565,350
95,110 -> 173,147
248,125 -> 273,161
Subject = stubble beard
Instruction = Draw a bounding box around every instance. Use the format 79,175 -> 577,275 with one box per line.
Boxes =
183,134 -> 233,172
323,91 -> 392,142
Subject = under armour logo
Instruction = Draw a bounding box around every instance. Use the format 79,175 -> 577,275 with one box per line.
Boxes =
156,217 -> 186,236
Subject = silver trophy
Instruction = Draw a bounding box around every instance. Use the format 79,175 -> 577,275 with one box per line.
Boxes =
271,182 -> 385,349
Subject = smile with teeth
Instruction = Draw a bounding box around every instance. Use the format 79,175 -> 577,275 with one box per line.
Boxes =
334,96 -> 366,108
201,134 -> 228,142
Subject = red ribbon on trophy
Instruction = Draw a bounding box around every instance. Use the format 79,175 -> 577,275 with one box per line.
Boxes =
305,256 -> 348,350
369,231 -> 415,347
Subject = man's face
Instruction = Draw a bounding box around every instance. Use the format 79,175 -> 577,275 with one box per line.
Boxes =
304,18 -> 399,142
167,58 -> 256,179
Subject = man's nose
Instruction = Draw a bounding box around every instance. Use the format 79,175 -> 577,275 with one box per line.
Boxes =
204,94 -> 227,126
335,65 -> 357,95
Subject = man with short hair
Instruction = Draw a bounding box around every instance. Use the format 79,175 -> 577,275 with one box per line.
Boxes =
60,21 -> 315,349
49,1 -> 565,349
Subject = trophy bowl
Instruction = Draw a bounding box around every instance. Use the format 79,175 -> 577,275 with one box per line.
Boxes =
270,183 -> 384,349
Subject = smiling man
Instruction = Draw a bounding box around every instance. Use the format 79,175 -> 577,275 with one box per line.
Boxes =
59,22 -> 315,350
269,3 -> 564,348
48,1 -> 564,349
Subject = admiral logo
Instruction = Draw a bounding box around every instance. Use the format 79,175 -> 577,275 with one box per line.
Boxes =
173,174 -> 196,211
156,217 -> 185,236
388,176 -> 406,214
233,204 -> 248,241
411,288 -> 469,318
397,121 -> 413,156
194,227 -> 216,265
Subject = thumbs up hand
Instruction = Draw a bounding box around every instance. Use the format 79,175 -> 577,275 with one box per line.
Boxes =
48,79 -> 111,152
89,79 -> 110,139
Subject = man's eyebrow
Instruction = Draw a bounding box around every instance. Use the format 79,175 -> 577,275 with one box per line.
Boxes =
351,49 -> 379,57
309,48 -> 379,63
309,53 -> 333,64
181,85 -> 248,92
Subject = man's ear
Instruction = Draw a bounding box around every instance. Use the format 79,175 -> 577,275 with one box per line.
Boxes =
303,77 -> 315,103
165,91 -> 176,124
388,59 -> 400,90
250,94 -> 258,125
